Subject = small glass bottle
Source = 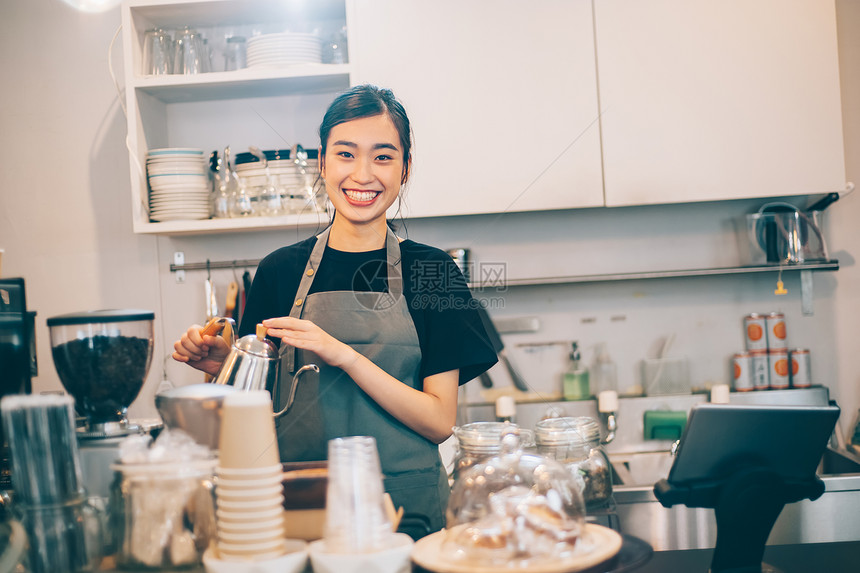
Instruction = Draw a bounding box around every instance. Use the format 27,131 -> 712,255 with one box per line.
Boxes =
591,343 -> 618,396
562,342 -> 590,400
534,416 -> 613,508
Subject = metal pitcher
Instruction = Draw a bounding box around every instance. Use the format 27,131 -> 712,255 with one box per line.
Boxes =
213,324 -> 318,418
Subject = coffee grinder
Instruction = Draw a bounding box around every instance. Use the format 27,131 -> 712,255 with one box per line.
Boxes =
0,278 -> 37,493
46,310 -> 159,500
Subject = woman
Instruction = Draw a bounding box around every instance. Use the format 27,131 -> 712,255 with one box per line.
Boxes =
172,84 -> 497,535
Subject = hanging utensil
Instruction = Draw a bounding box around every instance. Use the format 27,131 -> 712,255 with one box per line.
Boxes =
475,305 -> 529,392
204,260 -> 218,322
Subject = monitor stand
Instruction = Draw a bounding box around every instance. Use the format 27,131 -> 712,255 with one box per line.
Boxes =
655,468 -> 825,573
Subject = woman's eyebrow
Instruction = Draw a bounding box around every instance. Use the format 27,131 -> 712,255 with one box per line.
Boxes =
330,140 -> 399,152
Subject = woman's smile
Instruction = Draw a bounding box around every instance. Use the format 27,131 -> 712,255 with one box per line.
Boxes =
342,188 -> 382,205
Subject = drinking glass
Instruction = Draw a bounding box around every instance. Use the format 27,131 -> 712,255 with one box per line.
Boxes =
143,28 -> 172,75
224,36 -> 247,71
173,27 -> 205,75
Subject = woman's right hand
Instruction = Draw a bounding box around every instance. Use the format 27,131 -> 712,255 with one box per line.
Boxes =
172,324 -> 231,376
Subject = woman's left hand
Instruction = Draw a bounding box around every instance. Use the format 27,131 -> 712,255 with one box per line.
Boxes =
262,317 -> 358,369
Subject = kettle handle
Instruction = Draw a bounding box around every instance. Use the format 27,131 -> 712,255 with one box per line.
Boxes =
274,363 -> 320,419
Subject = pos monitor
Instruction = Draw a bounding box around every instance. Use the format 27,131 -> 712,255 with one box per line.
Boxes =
654,403 -> 840,573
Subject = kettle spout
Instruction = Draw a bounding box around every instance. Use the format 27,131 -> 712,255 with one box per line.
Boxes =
274,364 -> 320,418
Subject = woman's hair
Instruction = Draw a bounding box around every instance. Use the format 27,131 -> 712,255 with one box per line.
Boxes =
318,84 -> 412,184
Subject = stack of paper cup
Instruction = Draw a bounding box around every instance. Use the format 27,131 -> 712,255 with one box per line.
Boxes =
214,391 -> 289,561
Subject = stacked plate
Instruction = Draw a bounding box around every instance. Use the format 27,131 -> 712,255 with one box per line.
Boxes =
146,148 -> 210,222
247,33 -> 322,67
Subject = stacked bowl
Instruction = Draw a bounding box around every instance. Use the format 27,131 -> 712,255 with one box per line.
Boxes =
146,148 -> 210,222
206,391 -> 307,571
247,32 -> 322,67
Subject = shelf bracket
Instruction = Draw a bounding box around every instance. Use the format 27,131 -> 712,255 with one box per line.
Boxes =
800,270 -> 814,316
174,252 -> 186,284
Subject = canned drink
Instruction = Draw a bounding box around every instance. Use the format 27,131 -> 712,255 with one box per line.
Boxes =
766,312 -> 787,350
790,348 -> 811,388
750,350 -> 770,390
732,352 -> 754,392
744,313 -> 768,351
768,349 -> 790,389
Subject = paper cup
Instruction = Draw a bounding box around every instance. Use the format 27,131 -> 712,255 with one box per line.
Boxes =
217,506 -> 285,524
216,473 -> 285,488
216,484 -> 282,501
217,494 -> 284,511
218,391 -> 280,469
216,464 -> 283,478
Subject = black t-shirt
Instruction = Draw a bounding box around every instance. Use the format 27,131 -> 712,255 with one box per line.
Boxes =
239,236 -> 498,384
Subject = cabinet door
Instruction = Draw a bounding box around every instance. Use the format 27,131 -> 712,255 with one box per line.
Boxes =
348,0 -> 603,218
596,0 -> 845,206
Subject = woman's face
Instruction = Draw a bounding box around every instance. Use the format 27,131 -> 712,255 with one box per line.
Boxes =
321,114 -> 407,227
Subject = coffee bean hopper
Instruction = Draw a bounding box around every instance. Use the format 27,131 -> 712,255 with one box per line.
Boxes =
46,309 -> 159,503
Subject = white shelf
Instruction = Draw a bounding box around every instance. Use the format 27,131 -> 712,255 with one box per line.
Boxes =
133,211 -> 330,235
132,65 -> 351,103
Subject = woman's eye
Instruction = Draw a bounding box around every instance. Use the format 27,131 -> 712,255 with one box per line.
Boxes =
375,154 -> 392,161
336,151 -> 353,159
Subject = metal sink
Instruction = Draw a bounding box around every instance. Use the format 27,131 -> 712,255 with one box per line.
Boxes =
610,447 -> 860,551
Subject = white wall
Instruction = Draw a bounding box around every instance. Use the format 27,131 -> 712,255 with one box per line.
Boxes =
0,0 -> 857,437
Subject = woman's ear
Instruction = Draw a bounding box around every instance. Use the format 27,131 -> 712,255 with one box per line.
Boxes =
401,156 -> 412,185
318,146 -> 325,177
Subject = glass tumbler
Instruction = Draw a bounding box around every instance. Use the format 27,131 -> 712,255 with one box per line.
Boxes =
173,27 -> 205,75
143,29 -> 172,75
224,36 -> 247,71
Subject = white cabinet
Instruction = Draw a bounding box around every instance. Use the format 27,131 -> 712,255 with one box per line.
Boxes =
348,0 -> 604,218
121,0 -> 351,235
594,0 -> 846,207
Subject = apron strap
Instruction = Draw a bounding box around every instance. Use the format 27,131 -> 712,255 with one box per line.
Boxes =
283,225 -> 403,372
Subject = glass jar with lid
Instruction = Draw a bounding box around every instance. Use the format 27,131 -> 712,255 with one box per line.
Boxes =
534,416 -> 612,508
451,422 -> 533,484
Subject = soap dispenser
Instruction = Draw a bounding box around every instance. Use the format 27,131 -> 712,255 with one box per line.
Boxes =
562,342 -> 590,400
591,343 -> 618,396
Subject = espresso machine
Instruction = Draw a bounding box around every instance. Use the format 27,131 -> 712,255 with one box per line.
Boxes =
46,309 -> 159,501
0,278 -> 37,492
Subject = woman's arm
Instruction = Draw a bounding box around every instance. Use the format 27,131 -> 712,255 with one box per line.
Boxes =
262,316 -> 459,443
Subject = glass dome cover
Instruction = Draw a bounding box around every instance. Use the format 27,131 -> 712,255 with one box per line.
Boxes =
443,433 -> 587,568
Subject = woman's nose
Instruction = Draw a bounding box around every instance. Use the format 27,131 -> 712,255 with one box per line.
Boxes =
351,158 -> 374,183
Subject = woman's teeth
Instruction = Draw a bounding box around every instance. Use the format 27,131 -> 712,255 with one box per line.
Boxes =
344,189 -> 379,202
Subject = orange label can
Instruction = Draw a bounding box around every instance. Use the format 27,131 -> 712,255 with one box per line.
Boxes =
790,348 -> 811,388
744,313 -> 768,352
768,348 -> 790,389
766,312 -> 787,350
732,352 -> 754,392
750,349 -> 770,390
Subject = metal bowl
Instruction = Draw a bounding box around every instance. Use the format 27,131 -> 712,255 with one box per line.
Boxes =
154,383 -> 238,450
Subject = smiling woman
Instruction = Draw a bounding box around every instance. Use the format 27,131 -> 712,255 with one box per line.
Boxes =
172,84 -> 498,538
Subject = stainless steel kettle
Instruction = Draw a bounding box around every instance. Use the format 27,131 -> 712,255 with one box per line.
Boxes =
213,324 -> 319,418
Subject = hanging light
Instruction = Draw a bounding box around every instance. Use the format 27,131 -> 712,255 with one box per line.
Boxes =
59,0 -> 122,13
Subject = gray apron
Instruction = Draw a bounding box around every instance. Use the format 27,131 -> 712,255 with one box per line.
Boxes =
274,226 -> 449,533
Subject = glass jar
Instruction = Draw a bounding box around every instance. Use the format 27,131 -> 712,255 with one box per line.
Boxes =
110,460 -> 216,570
451,422 -> 533,484
444,433 -> 586,568
534,417 -> 612,508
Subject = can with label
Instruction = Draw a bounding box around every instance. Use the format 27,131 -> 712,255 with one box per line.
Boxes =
732,352 -> 754,392
765,312 -> 787,350
768,348 -> 790,389
744,313 -> 768,351
750,349 -> 770,390
790,348 -> 811,388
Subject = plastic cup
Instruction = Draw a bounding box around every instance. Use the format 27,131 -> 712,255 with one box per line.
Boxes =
218,391 -> 280,469
322,436 -> 393,553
